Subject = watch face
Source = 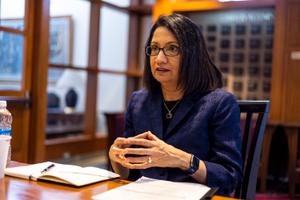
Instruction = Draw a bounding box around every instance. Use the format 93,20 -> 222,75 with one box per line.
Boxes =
186,155 -> 200,175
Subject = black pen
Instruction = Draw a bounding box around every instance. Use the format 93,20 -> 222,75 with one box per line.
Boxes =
40,163 -> 55,173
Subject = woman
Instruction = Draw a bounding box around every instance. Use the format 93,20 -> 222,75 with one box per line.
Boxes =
109,14 -> 242,196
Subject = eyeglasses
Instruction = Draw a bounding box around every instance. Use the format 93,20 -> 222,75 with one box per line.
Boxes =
145,44 -> 180,57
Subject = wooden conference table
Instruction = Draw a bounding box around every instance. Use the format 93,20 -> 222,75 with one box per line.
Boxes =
0,161 -> 236,200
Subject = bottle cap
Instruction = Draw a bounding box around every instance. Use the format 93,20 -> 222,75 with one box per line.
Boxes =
0,100 -> 7,108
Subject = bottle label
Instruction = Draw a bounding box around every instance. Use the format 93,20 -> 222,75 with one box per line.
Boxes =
0,129 -> 11,135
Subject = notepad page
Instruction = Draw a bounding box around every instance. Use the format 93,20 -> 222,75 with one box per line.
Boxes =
92,176 -> 211,200
5,162 -> 54,180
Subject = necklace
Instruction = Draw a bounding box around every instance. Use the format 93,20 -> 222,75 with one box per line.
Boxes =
163,100 -> 181,119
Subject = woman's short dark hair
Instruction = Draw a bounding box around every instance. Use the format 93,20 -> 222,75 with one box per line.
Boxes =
143,13 -> 223,95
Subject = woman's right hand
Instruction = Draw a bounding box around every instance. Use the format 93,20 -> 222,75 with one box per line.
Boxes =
109,137 -> 130,166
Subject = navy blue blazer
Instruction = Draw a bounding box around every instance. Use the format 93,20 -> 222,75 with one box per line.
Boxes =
124,88 -> 242,195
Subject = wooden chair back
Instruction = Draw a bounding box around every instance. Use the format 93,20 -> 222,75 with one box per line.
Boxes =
235,100 -> 270,200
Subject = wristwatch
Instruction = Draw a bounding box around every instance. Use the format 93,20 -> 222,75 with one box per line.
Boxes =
185,154 -> 200,175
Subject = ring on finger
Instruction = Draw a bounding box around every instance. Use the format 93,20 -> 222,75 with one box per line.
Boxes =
148,156 -> 152,164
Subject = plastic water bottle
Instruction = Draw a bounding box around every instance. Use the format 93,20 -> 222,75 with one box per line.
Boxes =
0,100 -> 13,165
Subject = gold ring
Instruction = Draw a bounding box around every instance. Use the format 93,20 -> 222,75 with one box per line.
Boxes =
148,157 -> 152,164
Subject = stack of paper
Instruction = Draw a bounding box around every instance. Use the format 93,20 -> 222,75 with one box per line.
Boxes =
92,176 -> 213,200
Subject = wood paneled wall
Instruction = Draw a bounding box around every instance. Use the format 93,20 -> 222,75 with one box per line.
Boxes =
270,0 -> 300,124
281,0 -> 300,124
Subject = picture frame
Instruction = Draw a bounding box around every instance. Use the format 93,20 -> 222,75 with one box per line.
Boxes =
235,39 -> 245,49
220,39 -> 230,49
249,39 -> 261,49
263,81 -> 271,92
49,16 -> 73,66
219,53 -> 230,62
233,66 -> 244,76
220,66 -> 229,73
251,24 -> 262,35
248,81 -> 258,92
263,66 -> 272,78
207,35 -> 216,42
48,16 -> 73,82
233,81 -> 243,92
235,24 -> 246,35
264,52 -> 272,63
221,25 -> 231,35
207,25 -> 217,32
248,66 -> 260,76
249,53 -> 260,63
0,16 -> 73,82
0,19 -> 24,81
234,53 -> 244,63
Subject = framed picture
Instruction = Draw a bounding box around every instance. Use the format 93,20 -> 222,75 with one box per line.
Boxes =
235,25 -> 246,35
220,66 -> 229,73
221,25 -> 231,35
207,35 -> 216,42
251,24 -> 262,35
0,16 -> 73,82
220,39 -> 230,49
0,19 -> 24,81
207,25 -> 217,32
49,16 -> 73,65
249,53 -> 260,63
264,52 -> 272,63
234,53 -> 244,63
248,81 -> 258,92
248,66 -> 260,76
235,39 -> 245,49
263,66 -> 272,78
249,39 -> 261,49
233,81 -> 243,92
233,66 -> 244,76
263,81 -> 271,92
219,53 -> 230,62
49,16 -> 73,82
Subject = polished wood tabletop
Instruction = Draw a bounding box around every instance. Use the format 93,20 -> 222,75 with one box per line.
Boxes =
0,161 -> 237,200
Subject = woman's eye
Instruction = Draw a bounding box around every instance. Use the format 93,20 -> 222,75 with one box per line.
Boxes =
151,45 -> 159,51
166,45 -> 179,52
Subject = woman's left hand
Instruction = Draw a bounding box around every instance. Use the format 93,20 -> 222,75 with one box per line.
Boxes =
122,131 -> 191,170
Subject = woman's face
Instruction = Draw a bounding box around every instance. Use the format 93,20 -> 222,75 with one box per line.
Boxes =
150,27 -> 181,87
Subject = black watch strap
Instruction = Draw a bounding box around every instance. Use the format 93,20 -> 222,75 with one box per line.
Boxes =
185,154 -> 200,175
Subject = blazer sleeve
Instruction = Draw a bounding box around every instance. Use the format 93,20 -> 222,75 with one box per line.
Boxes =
204,93 -> 243,195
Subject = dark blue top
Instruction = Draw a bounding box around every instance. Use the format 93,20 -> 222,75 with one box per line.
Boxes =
124,88 -> 243,195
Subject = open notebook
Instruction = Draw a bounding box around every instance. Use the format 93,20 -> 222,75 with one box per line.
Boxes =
5,161 -> 120,187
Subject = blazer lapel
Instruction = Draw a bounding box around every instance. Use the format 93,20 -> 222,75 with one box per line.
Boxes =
147,92 -> 163,139
165,92 -> 202,138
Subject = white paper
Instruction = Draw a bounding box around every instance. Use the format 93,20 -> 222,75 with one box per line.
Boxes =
92,176 -> 211,200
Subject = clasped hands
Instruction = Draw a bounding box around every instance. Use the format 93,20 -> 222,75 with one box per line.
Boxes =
109,131 -> 187,170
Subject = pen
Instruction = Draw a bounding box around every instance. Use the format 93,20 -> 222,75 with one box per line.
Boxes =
40,163 -> 55,173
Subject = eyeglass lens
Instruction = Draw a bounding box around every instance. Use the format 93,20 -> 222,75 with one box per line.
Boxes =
146,45 -> 180,57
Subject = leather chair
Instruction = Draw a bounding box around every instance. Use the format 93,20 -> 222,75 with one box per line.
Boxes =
234,100 -> 270,200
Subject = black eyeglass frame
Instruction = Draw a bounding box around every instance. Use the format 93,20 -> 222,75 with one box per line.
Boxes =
145,45 -> 181,57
